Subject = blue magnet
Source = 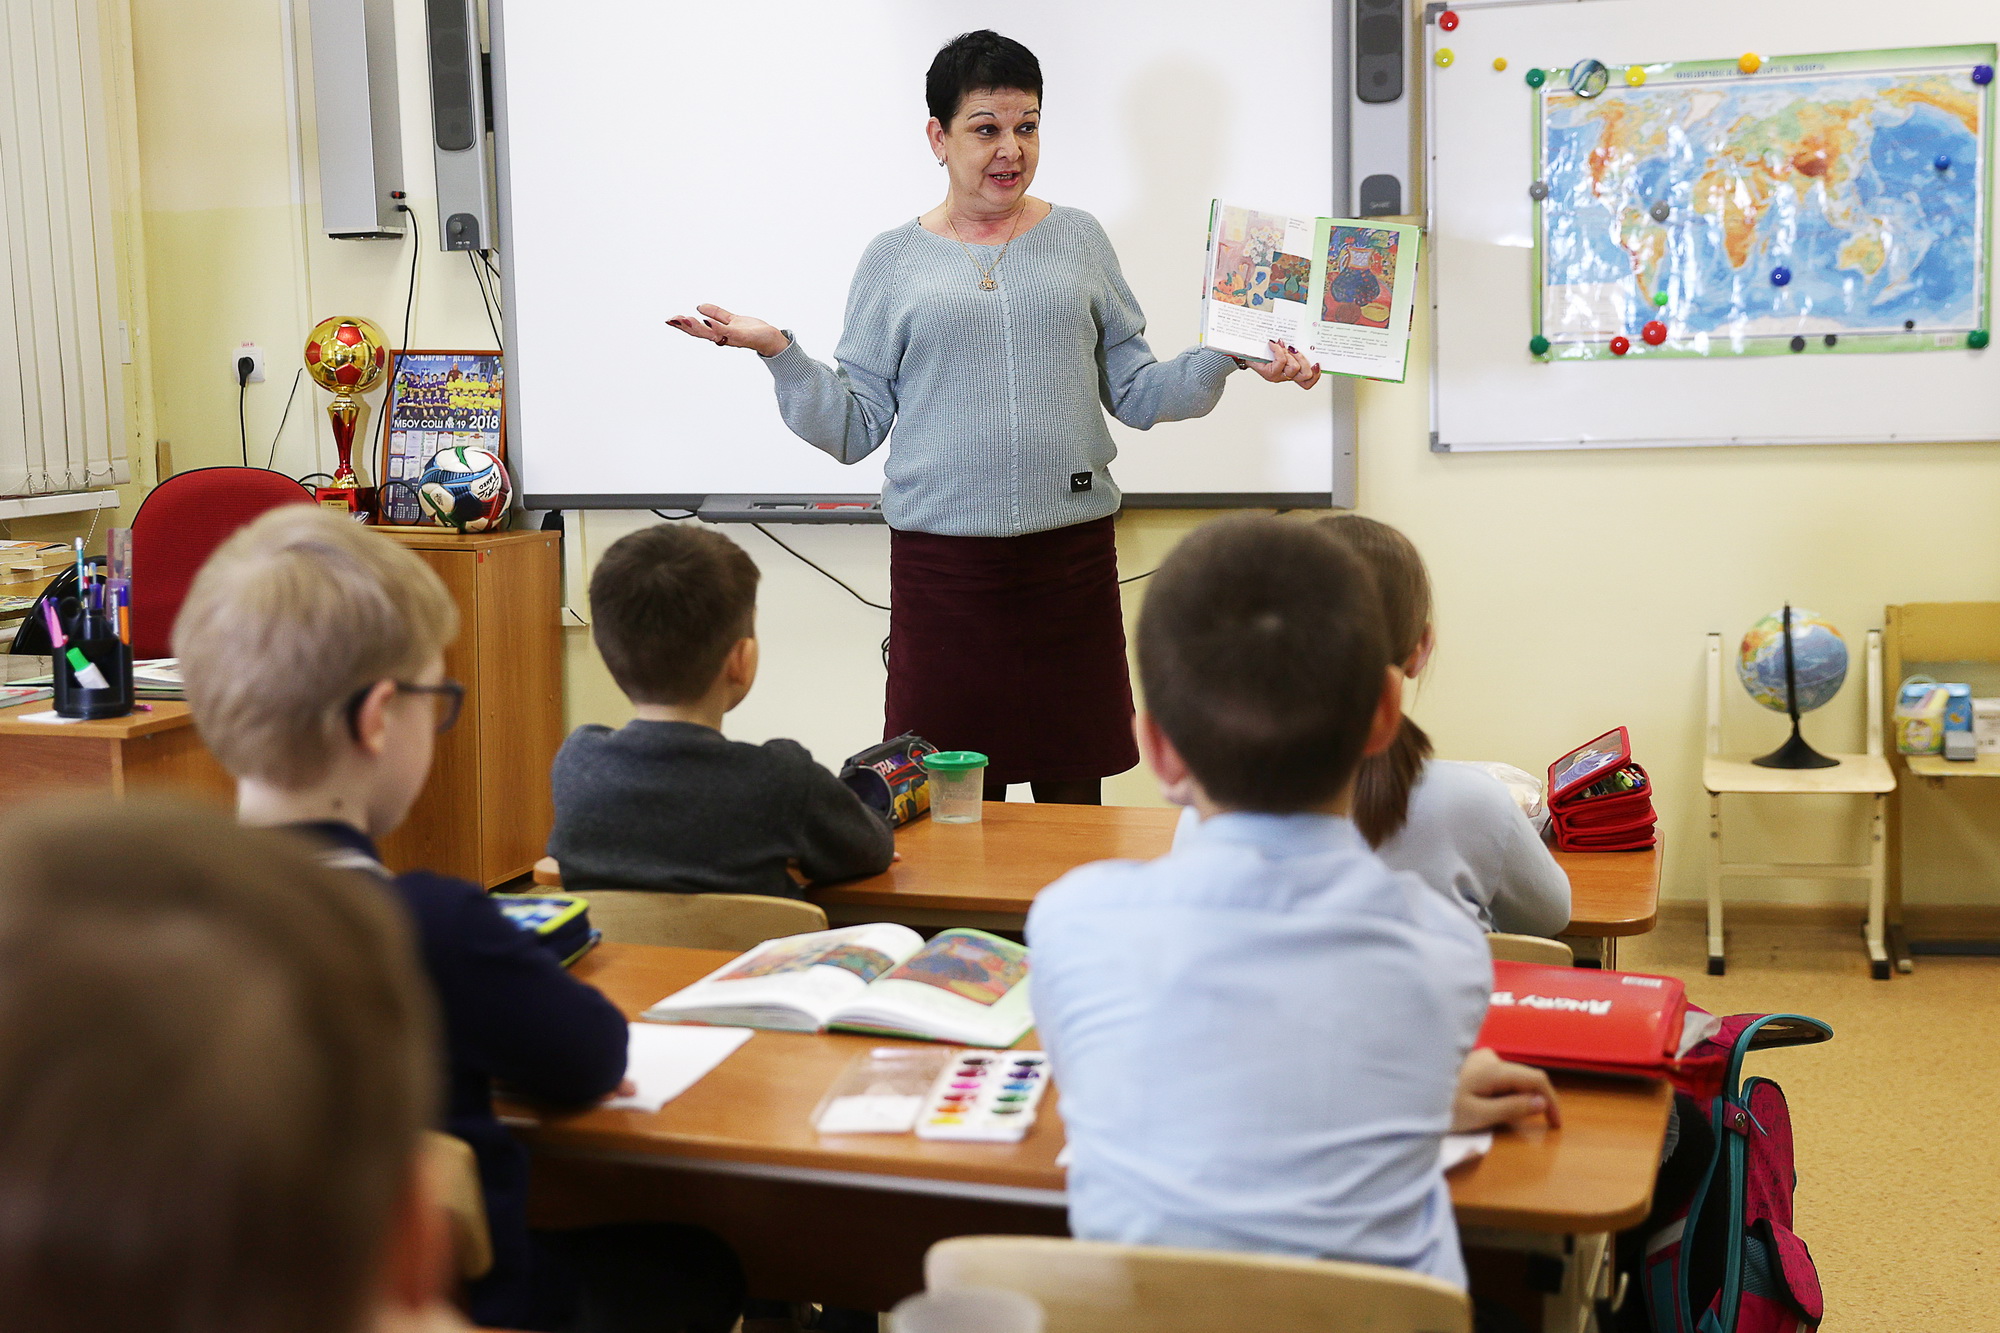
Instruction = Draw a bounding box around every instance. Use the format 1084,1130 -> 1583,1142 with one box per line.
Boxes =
1975,65 -> 1994,86
1935,154 -> 1953,172
1770,266 -> 1792,287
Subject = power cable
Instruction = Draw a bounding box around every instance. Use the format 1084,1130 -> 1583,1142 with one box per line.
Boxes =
749,522 -> 890,612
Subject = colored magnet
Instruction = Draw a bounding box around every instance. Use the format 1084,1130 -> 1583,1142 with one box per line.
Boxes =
1528,335 -> 1551,356
1823,334 -> 1838,348
1493,57 -> 1509,71
1525,67 -> 1546,88
1971,329 -> 1992,350
1528,180 -> 1550,200
1770,266 -> 1792,287
1904,320 -> 1917,330
1438,9 -> 1459,30
1641,321 -> 1667,346
1650,201 -> 1671,222
1738,52 -> 1762,74
1625,65 -> 1648,87
1789,336 -> 1806,352
1976,65 -> 1994,86
1653,290 -> 1669,307
1570,58 -> 1610,98
1609,336 -> 1631,356
1935,154 -> 1952,171
1435,48 -> 1455,67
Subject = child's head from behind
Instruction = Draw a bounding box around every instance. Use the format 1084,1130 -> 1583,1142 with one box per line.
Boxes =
0,799 -> 442,1333
590,524 -> 761,711
1317,514 -> 1433,673
175,507 -> 460,835
1138,516 -> 1397,814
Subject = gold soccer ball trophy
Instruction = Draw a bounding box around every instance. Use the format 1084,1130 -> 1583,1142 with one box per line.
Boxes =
304,315 -> 389,517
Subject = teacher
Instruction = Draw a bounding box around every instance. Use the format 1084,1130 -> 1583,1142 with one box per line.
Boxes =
669,30 -> 1321,805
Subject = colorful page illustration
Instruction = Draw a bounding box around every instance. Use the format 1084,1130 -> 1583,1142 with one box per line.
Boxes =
1304,220 -> 1422,382
1201,203 -> 1324,363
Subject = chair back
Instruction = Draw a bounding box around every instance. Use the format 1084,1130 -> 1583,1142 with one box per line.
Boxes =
128,467 -> 314,658
422,1131 -> 493,1282
926,1237 -> 1469,1333
581,888 -> 828,950
1486,932 -> 1574,966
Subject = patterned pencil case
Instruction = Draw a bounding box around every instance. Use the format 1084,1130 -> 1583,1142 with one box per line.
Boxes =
839,732 -> 939,827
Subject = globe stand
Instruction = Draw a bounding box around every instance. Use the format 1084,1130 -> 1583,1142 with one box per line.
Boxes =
1752,602 -> 1840,769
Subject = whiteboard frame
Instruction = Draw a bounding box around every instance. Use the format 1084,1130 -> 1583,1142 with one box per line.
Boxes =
1422,0 -> 2000,454
489,0 -> 1357,511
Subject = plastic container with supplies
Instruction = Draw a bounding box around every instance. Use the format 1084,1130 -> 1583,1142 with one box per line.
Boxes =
52,599 -> 132,720
922,751 -> 988,823
1894,676 -> 1947,756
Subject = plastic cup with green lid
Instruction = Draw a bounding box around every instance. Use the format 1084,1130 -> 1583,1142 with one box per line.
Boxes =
923,750 -> 988,823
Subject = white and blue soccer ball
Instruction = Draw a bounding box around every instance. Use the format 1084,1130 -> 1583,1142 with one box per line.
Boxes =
417,446 -> 512,532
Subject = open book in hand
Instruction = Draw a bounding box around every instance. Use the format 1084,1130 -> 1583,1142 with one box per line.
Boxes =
642,924 -> 1033,1049
1201,202 -> 1422,383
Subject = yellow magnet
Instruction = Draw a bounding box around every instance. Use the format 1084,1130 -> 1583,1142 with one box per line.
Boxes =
1493,56 -> 1509,71
1738,52 -> 1762,74
1625,65 -> 1647,86
1435,48 -> 1455,67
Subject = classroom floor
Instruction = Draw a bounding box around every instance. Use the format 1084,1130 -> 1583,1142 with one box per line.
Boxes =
1621,913 -> 1997,1333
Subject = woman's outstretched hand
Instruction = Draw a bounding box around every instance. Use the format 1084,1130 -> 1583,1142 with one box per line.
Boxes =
1247,339 -> 1323,390
666,304 -> 790,358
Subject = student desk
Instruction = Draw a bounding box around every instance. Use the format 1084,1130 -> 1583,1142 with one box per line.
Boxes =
506,942 -> 1673,1316
809,804 -> 1663,961
0,698 -> 233,803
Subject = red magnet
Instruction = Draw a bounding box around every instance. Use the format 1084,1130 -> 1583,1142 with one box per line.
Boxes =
1609,336 -> 1631,356
1438,9 -> 1460,30
1641,321 -> 1667,345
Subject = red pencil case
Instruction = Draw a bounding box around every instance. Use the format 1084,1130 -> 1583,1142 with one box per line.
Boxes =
1548,728 -> 1656,852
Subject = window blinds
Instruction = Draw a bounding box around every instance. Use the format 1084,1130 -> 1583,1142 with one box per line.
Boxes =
0,0 -> 125,499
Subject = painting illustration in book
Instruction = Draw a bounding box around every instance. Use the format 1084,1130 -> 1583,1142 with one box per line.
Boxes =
881,931 -> 1028,1006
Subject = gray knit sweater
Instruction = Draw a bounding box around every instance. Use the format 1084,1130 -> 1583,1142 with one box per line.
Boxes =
763,205 -> 1240,537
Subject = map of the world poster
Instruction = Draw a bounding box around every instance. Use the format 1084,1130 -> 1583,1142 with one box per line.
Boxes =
1535,45 -> 1994,359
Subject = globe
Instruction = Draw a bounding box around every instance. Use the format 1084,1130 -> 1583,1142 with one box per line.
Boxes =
1738,608 -> 1848,715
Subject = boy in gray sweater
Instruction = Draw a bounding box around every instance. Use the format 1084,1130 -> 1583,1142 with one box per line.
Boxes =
548,524 -> 893,899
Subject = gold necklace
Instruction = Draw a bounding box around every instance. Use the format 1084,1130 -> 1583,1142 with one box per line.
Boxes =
947,207 -> 1025,291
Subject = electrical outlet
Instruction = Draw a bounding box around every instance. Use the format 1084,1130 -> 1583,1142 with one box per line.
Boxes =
231,342 -> 266,384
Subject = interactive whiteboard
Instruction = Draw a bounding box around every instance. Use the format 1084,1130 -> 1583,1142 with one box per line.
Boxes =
1426,0 -> 2000,452
492,0 -> 1353,510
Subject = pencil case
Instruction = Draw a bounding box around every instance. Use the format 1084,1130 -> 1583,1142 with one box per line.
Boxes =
490,893 -> 599,967
840,732 -> 939,826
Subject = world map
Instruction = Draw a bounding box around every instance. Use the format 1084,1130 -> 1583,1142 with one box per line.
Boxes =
1537,47 -> 1993,359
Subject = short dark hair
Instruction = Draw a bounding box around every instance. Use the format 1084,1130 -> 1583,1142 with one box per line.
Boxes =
1138,517 -> 1389,812
927,30 -> 1042,127
590,524 -> 760,705
0,799 -> 436,1333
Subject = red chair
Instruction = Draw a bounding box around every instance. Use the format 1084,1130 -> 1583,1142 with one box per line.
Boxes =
129,467 -> 316,659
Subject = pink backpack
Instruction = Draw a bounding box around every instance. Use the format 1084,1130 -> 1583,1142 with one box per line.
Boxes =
1642,1014 -> 1833,1333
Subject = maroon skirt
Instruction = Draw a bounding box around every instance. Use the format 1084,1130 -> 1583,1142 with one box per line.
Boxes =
885,516 -> 1139,786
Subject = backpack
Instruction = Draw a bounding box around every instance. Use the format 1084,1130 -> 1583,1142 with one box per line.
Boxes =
1641,1014 -> 1833,1333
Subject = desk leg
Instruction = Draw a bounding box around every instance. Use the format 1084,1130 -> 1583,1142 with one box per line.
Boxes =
1865,795 -> 1890,981
1599,936 -> 1618,971
1706,795 -> 1725,976
1465,1231 -> 1614,1333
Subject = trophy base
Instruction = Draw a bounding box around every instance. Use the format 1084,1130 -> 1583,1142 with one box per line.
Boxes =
315,485 -> 377,523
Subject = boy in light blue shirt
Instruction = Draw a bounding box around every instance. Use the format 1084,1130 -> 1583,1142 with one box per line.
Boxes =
1027,517 -> 1556,1288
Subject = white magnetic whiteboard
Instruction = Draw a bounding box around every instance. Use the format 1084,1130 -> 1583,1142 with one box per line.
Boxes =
1426,0 -> 2000,452
492,0 -> 1353,508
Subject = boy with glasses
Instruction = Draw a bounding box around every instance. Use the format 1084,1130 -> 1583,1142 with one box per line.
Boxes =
177,508 -> 742,1333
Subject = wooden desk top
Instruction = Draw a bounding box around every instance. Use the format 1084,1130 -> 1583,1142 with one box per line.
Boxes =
0,696 -> 199,740
505,943 -> 1671,1234
813,803 -> 1662,940
1904,753 -> 2000,780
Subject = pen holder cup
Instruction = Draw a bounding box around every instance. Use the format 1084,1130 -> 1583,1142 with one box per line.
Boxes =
54,636 -> 134,719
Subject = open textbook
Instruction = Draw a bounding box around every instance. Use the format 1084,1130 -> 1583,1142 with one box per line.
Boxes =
1201,202 -> 1422,383
643,924 -> 1033,1049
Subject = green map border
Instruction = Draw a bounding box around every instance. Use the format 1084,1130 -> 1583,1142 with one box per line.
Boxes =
1529,43 -> 1996,362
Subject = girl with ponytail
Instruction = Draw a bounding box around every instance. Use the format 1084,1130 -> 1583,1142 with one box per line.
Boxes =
1315,515 -> 1571,936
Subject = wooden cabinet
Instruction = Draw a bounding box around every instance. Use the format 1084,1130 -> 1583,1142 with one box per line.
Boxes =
378,530 -> 564,887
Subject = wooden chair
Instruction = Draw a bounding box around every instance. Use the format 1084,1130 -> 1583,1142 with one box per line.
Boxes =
1702,630 -> 1896,978
531,860 -> 828,949
1882,603 -> 2000,971
1486,932 -> 1574,966
925,1236 -> 1470,1333
424,1131 -> 492,1283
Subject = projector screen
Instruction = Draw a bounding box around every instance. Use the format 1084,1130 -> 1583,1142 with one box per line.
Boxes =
492,0 -> 1355,510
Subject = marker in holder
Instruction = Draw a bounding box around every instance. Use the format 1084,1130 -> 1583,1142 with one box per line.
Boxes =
52,597 -> 133,719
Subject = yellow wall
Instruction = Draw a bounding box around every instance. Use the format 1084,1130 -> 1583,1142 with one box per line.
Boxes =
129,1 -> 2000,906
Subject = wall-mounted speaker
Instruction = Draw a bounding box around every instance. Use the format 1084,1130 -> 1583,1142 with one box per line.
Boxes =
1349,0 -> 1414,217
425,0 -> 496,251
308,0 -> 405,239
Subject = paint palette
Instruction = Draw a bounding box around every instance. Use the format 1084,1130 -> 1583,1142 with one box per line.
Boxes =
914,1049 -> 1050,1143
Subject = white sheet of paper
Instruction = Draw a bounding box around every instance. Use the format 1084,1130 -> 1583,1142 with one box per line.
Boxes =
816,1093 -> 926,1134
602,1023 -> 752,1113
14,711 -> 84,724
1439,1132 -> 1493,1172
